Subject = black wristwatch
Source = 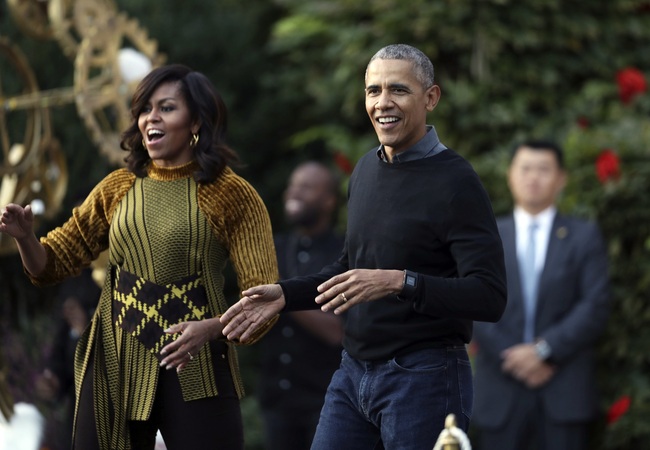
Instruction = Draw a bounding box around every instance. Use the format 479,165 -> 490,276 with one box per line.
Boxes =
534,339 -> 552,361
397,270 -> 418,301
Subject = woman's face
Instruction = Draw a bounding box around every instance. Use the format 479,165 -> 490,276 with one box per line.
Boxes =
138,81 -> 197,167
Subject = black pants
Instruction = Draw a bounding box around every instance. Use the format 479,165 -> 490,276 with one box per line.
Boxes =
74,342 -> 243,450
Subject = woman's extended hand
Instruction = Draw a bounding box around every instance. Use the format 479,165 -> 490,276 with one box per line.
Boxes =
0,203 -> 34,239
1,203 -> 47,275
159,317 -> 223,372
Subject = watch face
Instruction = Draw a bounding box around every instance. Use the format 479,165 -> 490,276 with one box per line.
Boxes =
405,275 -> 416,287
535,341 -> 551,359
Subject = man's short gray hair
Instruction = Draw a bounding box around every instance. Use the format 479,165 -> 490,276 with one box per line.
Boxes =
366,44 -> 435,89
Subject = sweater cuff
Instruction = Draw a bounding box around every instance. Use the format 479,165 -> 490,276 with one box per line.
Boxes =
397,270 -> 418,301
278,282 -> 291,311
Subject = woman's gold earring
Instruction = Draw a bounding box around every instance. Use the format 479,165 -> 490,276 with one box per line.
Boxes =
190,133 -> 199,147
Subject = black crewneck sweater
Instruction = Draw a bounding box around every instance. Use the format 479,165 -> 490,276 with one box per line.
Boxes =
280,148 -> 506,361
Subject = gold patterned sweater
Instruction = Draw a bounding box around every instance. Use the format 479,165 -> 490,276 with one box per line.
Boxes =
27,161 -> 279,450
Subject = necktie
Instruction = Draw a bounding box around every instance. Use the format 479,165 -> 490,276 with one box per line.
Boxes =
522,222 -> 539,342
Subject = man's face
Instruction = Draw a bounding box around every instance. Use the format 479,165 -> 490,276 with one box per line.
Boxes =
365,59 -> 439,158
284,164 -> 335,227
508,147 -> 566,214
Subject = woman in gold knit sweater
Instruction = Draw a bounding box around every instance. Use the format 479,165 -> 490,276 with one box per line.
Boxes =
0,64 -> 279,450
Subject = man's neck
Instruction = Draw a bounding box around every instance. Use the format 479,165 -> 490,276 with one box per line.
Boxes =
517,204 -> 555,217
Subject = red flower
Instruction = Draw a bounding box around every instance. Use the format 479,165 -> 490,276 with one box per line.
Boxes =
595,149 -> 621,184
577,116 -> 590,129
616,67 -> 647,104
607,395 -> 631,425
333,151 -> 354,175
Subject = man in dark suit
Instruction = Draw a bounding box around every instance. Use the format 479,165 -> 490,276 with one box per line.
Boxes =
472,139 -> 611,450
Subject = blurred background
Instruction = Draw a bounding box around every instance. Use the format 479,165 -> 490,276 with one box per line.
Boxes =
1,0 -> 649,448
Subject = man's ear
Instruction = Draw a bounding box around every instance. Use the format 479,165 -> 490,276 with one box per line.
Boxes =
426,85 -> 441,112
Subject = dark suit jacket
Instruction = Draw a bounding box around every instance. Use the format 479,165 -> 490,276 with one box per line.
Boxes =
472,213 -> 610,428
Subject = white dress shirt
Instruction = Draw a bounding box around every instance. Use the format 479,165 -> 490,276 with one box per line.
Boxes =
514,206 -> 556,276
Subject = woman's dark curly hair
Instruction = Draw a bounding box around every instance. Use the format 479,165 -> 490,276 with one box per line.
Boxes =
120,64 -> 240,182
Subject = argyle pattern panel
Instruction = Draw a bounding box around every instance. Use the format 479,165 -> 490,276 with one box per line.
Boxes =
112,267 -> 210,361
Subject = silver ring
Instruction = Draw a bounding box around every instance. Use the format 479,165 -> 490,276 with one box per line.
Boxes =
187,351 -> 194,360
341,292 -> 348,303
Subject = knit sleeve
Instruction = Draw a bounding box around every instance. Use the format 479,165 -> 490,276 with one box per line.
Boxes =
28,169 -> 135,286
199,168 -> 280,343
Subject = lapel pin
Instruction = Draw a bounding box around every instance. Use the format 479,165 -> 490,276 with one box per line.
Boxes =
556,226 -> 568,239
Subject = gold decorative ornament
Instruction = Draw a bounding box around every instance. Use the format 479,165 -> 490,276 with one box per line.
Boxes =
3,0 -> 165,167
6,0 -> 53,40
1,0 -> 165,254
0,39 -> 68,255
432,414 -> 472,450
48,0 -> 119,59
0,37 -> 45,176
74,12 -> 165,165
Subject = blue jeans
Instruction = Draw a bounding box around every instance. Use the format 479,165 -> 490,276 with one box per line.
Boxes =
311,346 -> 473,450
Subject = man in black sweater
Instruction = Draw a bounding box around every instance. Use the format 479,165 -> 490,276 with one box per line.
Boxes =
222,44 -> 506,450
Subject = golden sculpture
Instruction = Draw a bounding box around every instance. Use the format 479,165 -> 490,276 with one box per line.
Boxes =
1,0 -> 165,255
432,414 -> 472,450
6,0 -> 53,40
0,38 -> 64,245
48,0 -> 119,59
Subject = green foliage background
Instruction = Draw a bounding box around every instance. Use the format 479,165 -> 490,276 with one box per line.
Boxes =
1,0 -> 649,448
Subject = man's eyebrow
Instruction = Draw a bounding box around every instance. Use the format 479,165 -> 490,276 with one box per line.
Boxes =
364,83 -> 412,92
388,83 -> 412,91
